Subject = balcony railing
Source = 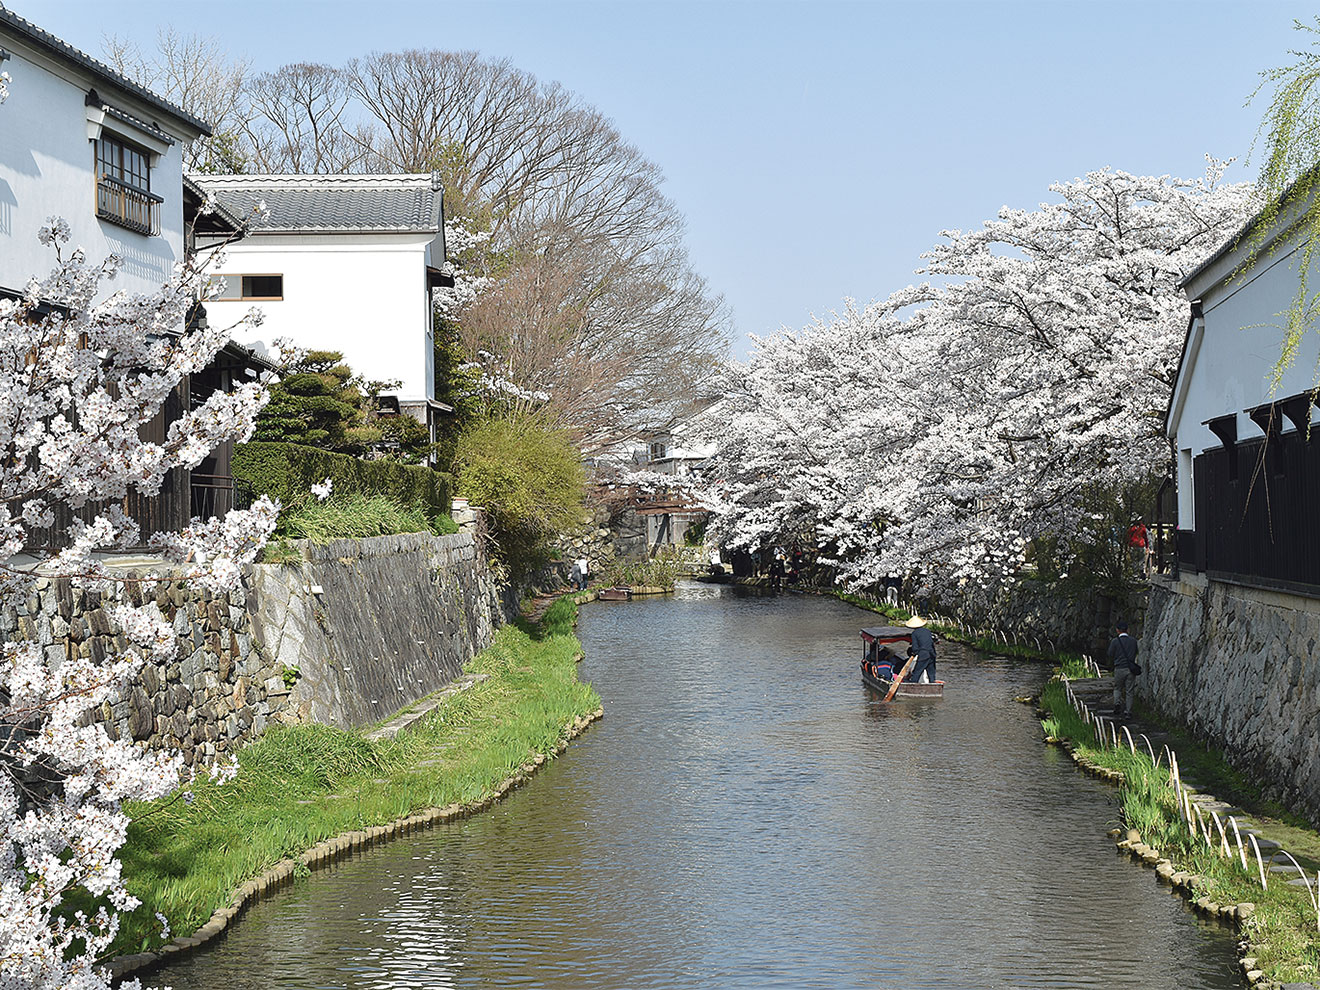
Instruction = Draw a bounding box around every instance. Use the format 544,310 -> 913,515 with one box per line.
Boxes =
96,174 -> 162,236
190,473 -> 233,521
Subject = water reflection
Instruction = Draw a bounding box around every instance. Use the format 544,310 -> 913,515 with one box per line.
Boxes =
152,583 -> 1241,989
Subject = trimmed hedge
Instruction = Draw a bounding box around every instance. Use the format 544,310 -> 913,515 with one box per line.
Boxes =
233,442 -> 452,519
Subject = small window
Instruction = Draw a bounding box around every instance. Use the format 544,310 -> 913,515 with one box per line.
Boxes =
94,133 -> 162,235
214,275 -> 284,300
649,442 -> 667,461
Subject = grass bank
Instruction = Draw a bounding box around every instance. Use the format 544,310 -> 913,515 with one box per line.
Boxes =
261,492 -> 458,562
1040,675 -> 1320,983
111,595 -> 598,956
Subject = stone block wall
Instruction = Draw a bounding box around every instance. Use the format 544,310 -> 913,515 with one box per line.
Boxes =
7,573 -> 287,767
252,532 -> 503,729
1141,574 -> 1320,822
940,577 -> 1119,653
12,531 -> 504,766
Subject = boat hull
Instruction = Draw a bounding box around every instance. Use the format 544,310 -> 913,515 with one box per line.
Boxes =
861,664 -> 944,698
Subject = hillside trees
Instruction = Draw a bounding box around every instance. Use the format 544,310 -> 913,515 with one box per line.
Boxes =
704,165 -> 1255,603
352,50 -> 730,452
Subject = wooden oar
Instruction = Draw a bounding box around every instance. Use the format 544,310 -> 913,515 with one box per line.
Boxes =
883,656 -> 916,702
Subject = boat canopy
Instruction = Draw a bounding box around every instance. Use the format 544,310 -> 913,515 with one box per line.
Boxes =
860,626 -> 912,644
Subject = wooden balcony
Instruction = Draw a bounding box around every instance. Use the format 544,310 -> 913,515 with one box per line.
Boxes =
96,175 -> 162,236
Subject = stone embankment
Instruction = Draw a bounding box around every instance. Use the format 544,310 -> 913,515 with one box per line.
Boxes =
12,531 -> 503,765
1142,573 -> 1320,823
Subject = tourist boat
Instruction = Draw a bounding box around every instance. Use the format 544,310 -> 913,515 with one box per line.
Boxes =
859,626 -> 945,698
597,586 -> 633,601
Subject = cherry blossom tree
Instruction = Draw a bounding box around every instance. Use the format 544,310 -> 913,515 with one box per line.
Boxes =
704,165 -> 1255,604
0,221 -> 278,990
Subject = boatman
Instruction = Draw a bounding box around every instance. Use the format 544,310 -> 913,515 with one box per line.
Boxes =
905,614 -> 937,683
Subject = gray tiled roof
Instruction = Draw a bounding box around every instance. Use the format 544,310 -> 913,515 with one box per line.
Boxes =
191,174 -> 445,233
0,5 -> 210,135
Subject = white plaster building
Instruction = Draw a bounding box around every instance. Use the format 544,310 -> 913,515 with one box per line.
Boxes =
0,7 -> 207,300
193,174 -> 450,432
1167,191 -> 1320,591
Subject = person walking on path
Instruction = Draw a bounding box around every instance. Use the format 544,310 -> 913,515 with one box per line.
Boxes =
905,614 -> 937,683
1107,620 -> 1141,717
575,556 -> 590,592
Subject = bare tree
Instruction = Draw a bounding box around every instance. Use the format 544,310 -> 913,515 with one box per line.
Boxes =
242,63 -> 374,173
352,50 -> 731,449
103,29 -> 250,172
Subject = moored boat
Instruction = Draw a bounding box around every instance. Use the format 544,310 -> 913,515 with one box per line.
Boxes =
859,625 -> 945,699
597,586 -> 633,601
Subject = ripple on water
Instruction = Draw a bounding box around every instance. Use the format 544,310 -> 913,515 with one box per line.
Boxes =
152,583 -> 1242,990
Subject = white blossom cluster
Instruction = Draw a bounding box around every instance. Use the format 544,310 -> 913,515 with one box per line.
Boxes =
457,358 -> 551,404
432,218 -> 495,318
703,164 -> 1256,604
0,222 -> 275,989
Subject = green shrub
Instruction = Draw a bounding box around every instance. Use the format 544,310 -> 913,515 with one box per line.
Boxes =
453,414 -> 584,567
274,493 -> 454,544
234,441 -> 452,520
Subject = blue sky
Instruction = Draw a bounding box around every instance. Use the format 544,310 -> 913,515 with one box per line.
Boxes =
20,0 -> 1319,355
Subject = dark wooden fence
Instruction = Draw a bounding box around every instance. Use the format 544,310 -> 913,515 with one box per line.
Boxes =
1184,429 -> 1320,593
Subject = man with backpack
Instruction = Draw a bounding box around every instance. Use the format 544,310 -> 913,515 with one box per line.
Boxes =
1107,620 -> 1141,717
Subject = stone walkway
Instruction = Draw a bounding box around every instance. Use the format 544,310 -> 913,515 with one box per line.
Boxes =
364,674 -> 489,743
1068,677 -> 1306,886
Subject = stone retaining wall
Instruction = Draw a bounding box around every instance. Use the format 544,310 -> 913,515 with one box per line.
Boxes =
8,574 -> 277,768
1141,573 -> 1320,822
941,576 -> 1122,653
254,532 -> 504,729
13,531 -> 504,766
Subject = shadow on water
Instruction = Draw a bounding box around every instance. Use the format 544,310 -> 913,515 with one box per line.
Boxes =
152,582 -> 1242,990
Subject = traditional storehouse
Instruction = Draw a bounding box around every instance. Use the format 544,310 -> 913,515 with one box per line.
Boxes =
1167,191 -> 1320,594
0,10 -> 270,545
1150,187 -> 1320,821
191,173 -> 453,437
0,7 -> 207,300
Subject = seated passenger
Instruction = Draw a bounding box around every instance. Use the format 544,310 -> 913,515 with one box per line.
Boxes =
874,646 -> 897,679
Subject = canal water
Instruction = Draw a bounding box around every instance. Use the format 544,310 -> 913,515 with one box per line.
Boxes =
152,583 -> 1242,989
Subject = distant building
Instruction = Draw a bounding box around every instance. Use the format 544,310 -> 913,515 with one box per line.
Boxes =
0,7 -> 207,301
629,407 -> 718,549
1167,190 -> 1320,594
192,173 -> 452,437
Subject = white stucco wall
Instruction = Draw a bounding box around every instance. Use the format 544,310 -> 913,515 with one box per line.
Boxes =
1168,217 -> 1320,529
200,233 -> 439,402
0,35 -> 189,299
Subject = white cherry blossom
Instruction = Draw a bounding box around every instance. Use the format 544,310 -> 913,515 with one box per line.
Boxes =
0,223 -> 276,990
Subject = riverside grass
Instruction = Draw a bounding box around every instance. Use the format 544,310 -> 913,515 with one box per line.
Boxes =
110,595 -> 598,956
1039,677 -> 1320,983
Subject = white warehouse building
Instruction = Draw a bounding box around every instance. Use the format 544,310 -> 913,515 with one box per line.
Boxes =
194,173 -> 451,432
0,7 -> 207,301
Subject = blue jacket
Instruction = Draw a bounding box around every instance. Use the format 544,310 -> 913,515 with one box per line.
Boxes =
910,626 -> 936,662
